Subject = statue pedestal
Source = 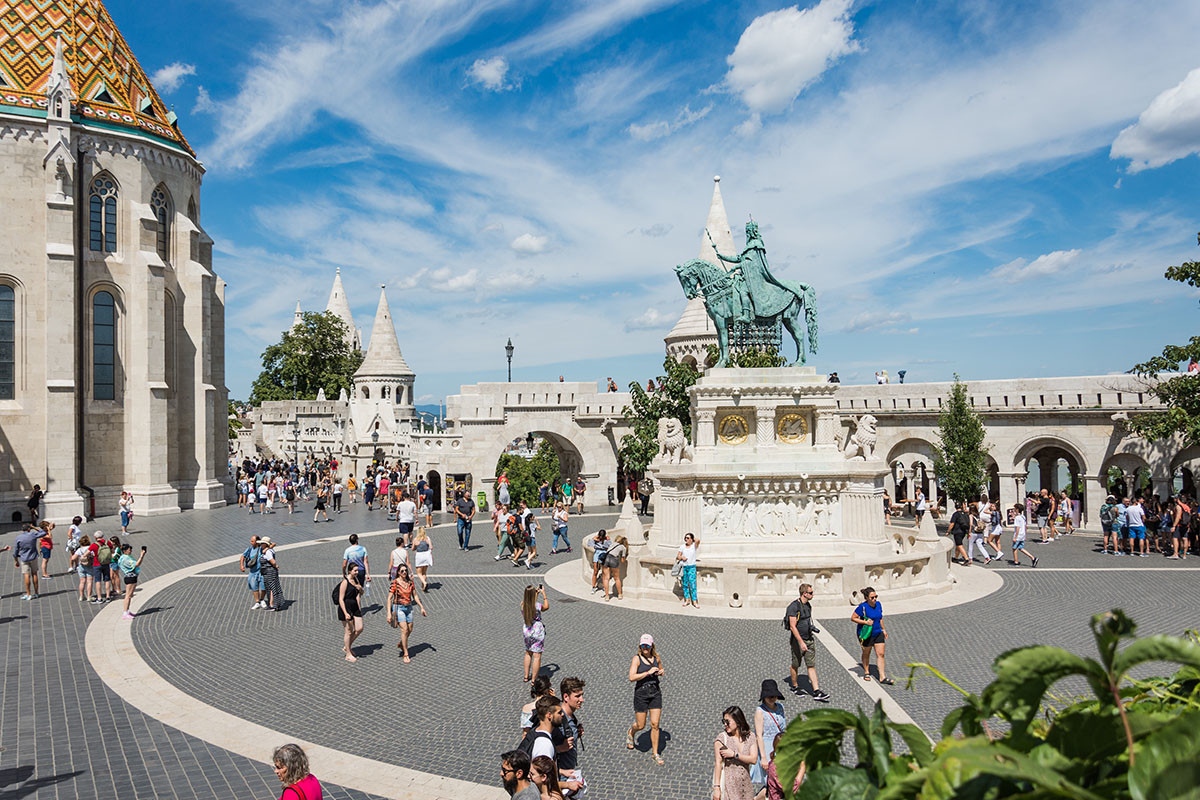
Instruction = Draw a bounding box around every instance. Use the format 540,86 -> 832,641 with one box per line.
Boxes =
623,367 -> 952,609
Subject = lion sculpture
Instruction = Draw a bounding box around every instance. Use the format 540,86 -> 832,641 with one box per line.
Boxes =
656,418 -> 693,465
842,414 -> 879,461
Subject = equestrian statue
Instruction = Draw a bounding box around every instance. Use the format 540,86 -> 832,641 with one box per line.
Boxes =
674,220 -> 818,367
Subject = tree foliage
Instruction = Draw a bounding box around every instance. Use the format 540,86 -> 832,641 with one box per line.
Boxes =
932,376 -> 989,505
250,312 -> 364,404
1127,234 -> 1200,444
776,609 -> 1200,800
619,356 -> 701,474
228,400 -> 244,441
705,343 -> 788,368
495,439 -> 560,506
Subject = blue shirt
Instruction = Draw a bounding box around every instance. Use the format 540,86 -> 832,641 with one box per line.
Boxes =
242,545 -> 261,573
13,529 -> 39,563
344,544 -> 367,570
855,600 -> 883,635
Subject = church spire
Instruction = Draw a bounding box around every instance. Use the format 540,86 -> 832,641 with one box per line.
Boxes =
292,300 -> 303,329
354,286 -> 414,379
325,268 -> 359,351
698,175 -> 735,266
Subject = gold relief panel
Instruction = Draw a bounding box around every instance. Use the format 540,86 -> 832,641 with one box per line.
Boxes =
716,412 -> 749,445
776,412 -> 810,444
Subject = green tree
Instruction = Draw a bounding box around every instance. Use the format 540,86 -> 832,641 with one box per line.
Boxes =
1128,234 -> 1200,444
228,400 -> 244,441
775,609 -> 1200,800
619,356 -> 701,474
705,343 -> 787,368
495,439 -> 559,506
249,312 -> 364,404
931,376 -> 989,505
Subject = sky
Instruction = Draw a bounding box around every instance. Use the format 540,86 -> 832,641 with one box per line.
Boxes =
106,0 -> 1200,403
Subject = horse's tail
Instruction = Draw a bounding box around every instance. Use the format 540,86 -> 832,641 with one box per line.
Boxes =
804,285 -> 818,354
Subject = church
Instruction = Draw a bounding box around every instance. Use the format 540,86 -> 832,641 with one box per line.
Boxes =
0,0 -> 228,522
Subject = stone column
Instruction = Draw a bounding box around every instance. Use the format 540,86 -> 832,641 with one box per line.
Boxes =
695,409 -> 716,450
1037,456 -> 1057,492
755,407 -> 775,449
1084,475 -> 1107,529
998,472 -> 1019,512
926,469 -> 938,512
814,410 -> 839,449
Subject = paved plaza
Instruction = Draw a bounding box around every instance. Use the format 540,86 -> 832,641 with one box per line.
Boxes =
2,503 -> 1198,799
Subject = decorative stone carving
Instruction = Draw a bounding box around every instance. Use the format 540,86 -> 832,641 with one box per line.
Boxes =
841,414 -> 879,460
717,413 -> 749,445
776,412 -> 808,443
655,417 -> 693,464
700,495 -> 842,537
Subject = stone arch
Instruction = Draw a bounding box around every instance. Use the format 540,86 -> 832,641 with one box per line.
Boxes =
1010,434 -> 1089,476
885,437 -> 937,510
1170,445 -> 1200,497
1101,452 -> 1151,498
426,469 -> 443,511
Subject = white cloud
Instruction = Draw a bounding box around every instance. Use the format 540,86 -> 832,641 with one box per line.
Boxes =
625,307 -> 670,331
991,249 -> 1082,282
151,62 -> 196,93
467,56 -> 514,91
639,223 -> 672,237
725,0 -> 859,114
506,0 -> 684,58
193,86 -> 216,114
628,104 -> 711,141
841,310 -> 912,332
511,233 -> 550,255
734,113 -> 762,138
1111,67 -> 1200,173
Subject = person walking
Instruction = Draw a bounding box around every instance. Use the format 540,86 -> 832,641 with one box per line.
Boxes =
347,474 -> 358,504
12,524 -> 41,600
117,543 -> 147,619
396,491 -> 417,547
948,502 -> 971,565
386,564 -> 427,663
454,489 -> 476,551
556,676 -> 586,797
37,521 -> 54,580
260,536 -> 284,612
336,562 -> 365,662
639,476 -> 652,516
272,743 -> 322,800
713,706 -> 757,800
342,534 -> 370,597
550,502 -> 571,554
589,529 -> 609,593
784,584 -> 828,701
313,481 -> 331,523
968,499 -> 990,564
626,633 -> 665,765
675,532 -> 700,607
522,584 -> 549,682
412,527 -> 433,592
388,535 -> 410,580
364,473 -> 376,510
751,681 -> 787,793
1010,502 -> 1038,567
851,587 -> 892,684
241,535 -> 266,609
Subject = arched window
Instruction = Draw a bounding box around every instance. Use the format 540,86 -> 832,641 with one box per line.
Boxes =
186,195 -> 197,223
151,185 -> 172,261
164,292 -> 176,387
362,386 -> 370,400
93,291 -> 116,400
0,285 -> 14,400
89,174 -> 118,252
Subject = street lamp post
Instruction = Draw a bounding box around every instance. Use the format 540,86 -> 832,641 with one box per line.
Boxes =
505,338 -> 514,382
371,429 -> 379,464
292,424 -> 300,466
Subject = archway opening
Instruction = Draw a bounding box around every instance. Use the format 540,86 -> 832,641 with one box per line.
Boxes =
426,470 -> 443,511
493,431 -> 580,508
1025,445 -> 1084,518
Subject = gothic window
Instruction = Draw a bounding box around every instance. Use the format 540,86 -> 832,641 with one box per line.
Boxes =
93,291 -> 116,400
164,292 -> 176,387
382,386 -> 390,400
187,196 -> 197,223
151,185 -> 172,261
362,386 -> 370,400
0,285 -> 14,400
89,174 -> 118,252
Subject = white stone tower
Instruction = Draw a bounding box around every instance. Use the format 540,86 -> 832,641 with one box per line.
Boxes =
325,268 -> 361,351
664,176 -> 736,369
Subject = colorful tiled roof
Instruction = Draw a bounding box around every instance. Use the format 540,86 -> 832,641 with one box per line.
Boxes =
0,0 -> 193,154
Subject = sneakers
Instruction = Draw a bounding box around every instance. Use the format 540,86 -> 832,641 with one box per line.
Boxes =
811,689 -> 831,702
1167,554 -> 1180,560
252,601 -> 263,610
1031,556 -> 1039,568
1139,553 -> 1149,558
494,555 -> 502,561
994,552 -> 1004,561
20,594 -> 30,601
121,611 -> 135,620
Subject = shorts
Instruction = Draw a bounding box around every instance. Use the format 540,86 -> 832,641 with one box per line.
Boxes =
19,560 -> 34,575
861,631 -> 886,647
1037,516 -> 1048,528
952,531 -> 966,547
77,564 -> 88,577
91,565 -> 104,581
1173,527 -> 1188,540
124,575 -> 138,586
247,571 -> 265,591
392,603 -> 414,624
421,503 -> 433,516
1101,523 -> 1114,535
1128,526 -> 1146,541
398,522 -> 414,534
633,685 -> 662,712
40,547 -> 52,560
99,564 -> 111,580
790,636 -> 816,669
1013,540 -> 1026,551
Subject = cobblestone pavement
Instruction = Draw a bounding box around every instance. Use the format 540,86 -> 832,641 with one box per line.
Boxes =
3,506 -> 1198,799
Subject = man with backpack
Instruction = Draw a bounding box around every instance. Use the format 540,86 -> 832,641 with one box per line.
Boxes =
240,535 -> 265,609
1099,495 -> 1118,555
519,695 -> 562,761
785,584 -> 829,702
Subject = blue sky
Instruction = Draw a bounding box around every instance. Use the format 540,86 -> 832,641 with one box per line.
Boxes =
109,0 -> 1200,402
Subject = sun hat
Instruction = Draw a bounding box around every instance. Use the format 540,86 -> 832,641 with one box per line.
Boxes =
639,633 -> 654,647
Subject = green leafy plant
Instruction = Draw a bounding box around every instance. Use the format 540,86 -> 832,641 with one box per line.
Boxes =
250,311 -> 364,404
931,376 -> 989,506
776,611 -> 1200,800
619,356 -> 701,474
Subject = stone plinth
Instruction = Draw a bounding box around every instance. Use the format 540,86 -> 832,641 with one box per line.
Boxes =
621,367 -> 953,608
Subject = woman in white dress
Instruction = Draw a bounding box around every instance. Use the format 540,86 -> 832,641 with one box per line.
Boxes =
411,527 -> 433,592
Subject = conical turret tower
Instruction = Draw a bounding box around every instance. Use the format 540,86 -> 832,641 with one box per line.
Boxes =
353,287 -> 415,419
665,176 -> 734,368
325,268 -> 360,351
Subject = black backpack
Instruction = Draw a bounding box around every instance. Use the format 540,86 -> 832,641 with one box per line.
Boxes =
517,728 -> 552,757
